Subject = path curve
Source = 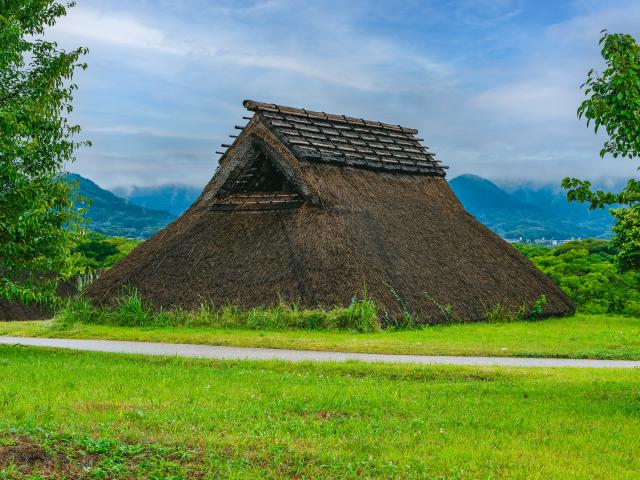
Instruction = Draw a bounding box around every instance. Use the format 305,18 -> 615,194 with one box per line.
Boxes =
1,336 -> 639,368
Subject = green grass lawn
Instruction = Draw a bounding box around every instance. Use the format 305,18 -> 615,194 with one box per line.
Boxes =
1,346 -> 639,478
2,313 -> 640,359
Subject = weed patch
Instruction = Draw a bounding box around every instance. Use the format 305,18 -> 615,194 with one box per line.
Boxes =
56,288 -> 382,333
484,295 -> 548,323
0,428 -> 201,479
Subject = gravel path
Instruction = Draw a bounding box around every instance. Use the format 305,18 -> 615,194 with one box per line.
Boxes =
0,336 -> 638,368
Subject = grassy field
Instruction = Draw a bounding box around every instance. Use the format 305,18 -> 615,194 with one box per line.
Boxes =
2,313 -> 640,359
1,346 -> 639,478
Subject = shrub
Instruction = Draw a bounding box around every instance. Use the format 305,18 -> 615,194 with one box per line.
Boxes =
345,289 -> 380,332
528,294 -> 547,321
514,240 -> 640,316
623,300 -> 640,317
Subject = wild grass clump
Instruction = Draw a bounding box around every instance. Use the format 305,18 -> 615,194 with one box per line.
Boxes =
53,289 -> 550,332
382,284 -> 420,329
346,289 -> 379,332
381,285 -> 455,328
54,296 -> 100,328
1,426 -> 198,479
54,289 -> 382,333
484,295 -> 548,323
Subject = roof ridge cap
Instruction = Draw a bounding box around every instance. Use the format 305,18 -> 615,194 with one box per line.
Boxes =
243,99 -> 419,135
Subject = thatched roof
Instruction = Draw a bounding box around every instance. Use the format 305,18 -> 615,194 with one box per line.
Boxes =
0,280 -> 75,321
0,298 -> 51,321
87,100 -> 574,322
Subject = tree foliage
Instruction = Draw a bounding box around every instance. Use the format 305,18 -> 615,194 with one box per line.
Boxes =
0,0 -> 88,303
515,240 -> 640,316
577,31 -> 640,160
610,205 -> 640,271
562,30 -> 640,271
73,232 -> 140,271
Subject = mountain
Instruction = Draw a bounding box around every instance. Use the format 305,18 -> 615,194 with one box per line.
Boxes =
450,174 -> 535,212
449,174 -> 614,240
503,182 -> 618,230
70,171 -> 615,241
68,174 -> 174,239
112,184 -> 201,217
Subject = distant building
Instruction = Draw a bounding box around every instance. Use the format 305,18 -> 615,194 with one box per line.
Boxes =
508,237 -> 582,247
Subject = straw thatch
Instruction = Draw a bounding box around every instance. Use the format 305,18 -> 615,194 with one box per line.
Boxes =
0,298 -> 51,321
0,280 -> 75,321
87,100 -> 574,322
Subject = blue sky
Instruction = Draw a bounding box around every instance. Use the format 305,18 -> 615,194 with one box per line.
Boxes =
50,0 -> 640,188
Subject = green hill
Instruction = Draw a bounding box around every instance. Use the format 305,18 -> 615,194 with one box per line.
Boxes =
67,174 -> 173,239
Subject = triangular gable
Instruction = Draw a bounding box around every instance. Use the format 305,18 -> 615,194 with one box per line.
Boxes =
207,125 -> 309,211
213,149 -> 302,211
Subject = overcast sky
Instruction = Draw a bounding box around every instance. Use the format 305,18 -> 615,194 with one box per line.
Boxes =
50,0 -> 640,189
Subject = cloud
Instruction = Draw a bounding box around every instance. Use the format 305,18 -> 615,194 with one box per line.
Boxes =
52,2 -> 451,92
51,6 -> 183,54
454,0 -> 640,184
206,46 -> 450,93
546,1 -> 640,44
52,0 -> 640,188
470,75 -> 580,121
86,125 -> 213,141
71,149 -> 218,189
453,0 -> 524,27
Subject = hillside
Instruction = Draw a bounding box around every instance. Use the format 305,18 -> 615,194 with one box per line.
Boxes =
68,174 -> 173,239
449,174 -> 613,240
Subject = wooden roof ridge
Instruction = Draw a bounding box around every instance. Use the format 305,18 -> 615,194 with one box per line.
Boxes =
240,99 -> 448,177
243,99 -> 419,135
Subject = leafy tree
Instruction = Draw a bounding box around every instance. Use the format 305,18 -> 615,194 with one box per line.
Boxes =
74,234 -> 119,269
0,1 -> 89,303
562,30 -> 640,271
72,232 -> 140,271
515,240 -> 640,316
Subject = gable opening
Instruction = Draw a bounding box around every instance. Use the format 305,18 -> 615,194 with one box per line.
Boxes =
212,151 -> 303,211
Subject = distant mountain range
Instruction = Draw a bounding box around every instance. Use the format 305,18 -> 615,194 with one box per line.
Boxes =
68,172 -> 616,241
449,174 -> 614,240
68,174 -> 174,239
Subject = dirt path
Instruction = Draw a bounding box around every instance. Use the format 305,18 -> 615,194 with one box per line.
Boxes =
1,336 -> 639,368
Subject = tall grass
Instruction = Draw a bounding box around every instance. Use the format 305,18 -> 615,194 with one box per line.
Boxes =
383,283 -> 420,329
53,288 -> 553,333
483,295 -> 548,323
54,289 -> 382,333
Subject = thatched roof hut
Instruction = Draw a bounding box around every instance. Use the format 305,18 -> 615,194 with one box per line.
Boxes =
87,100 -> 574,322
